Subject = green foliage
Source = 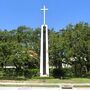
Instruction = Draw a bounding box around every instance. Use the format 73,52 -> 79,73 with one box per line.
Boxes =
24,69 -> 32,78
0,22 -> 90,79
52,68 -> 74,78
24,69 -> 39,78
62,68 -> 74,78
31,69 -> 39,77
84,71 -> 90,78
52,68 -> 64,78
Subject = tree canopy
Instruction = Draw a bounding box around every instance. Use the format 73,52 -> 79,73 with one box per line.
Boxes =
0,22 -> 90,78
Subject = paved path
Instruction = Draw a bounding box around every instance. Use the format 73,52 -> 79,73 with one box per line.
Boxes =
0,82 -> 90,90
0,87 -> 59,90
0,87 -> 90,90
0,82 -> 90,86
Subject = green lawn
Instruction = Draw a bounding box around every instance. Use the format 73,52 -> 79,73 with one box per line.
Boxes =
28,78 -> 90,83
0,78 -> 89,87
0,78 -> 90,83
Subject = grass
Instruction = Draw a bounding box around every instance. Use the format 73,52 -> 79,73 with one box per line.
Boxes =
29,78 -> 90,83
0,78 -> 90,83
0,78 -> 89,87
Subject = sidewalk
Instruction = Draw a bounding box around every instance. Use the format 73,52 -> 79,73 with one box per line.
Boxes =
0,82 -> 90,87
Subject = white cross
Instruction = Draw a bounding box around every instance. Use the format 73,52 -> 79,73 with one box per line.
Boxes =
41,5 -> 48,25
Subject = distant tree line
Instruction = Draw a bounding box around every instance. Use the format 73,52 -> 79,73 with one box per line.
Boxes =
0,22 -> 90,79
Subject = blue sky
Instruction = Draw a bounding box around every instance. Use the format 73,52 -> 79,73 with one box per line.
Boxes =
0,0 -> 90,31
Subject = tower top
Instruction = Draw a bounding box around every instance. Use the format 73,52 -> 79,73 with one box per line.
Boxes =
41,5 -> 48,25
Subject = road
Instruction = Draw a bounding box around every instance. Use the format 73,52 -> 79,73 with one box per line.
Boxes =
0,87 -> 90,90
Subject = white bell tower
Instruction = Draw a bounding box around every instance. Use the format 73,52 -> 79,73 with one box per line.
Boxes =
40,5 -> 49,77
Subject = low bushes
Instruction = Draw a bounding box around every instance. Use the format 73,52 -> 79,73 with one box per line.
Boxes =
52,68 -> 74,78
83,71 -> 90,78
0,68 -> 39,79
52,68 -> 64,78
0,67 -> 89,79
24,69 -> 39,78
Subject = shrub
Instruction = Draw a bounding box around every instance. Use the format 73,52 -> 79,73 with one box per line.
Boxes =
3,68 -> 15,77
62,68 -> 74,77
24,69 -> 32,78
49,68 -> 53,76
24,69 -> 39,78
52,68 -> 64,78
52,68 -> 74,78
31,69 -> 39,77
84,71 -> 90,78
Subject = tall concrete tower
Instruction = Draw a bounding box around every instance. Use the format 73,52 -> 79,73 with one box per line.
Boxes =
40,5 -> 49,77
